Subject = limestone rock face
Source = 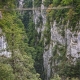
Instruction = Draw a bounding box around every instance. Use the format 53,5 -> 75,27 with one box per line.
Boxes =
44,22 -> 80,80
67,31 -> 80,60
33,1 -> 80,80
0,28 -> 11,57
0,11 -> 2,19
19,0 -> 24,8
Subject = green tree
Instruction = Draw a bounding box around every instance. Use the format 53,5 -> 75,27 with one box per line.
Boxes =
51,75 -> 61,80
0,63 -> 15,80
0,4 -> 41,80
61,0 -> 73,5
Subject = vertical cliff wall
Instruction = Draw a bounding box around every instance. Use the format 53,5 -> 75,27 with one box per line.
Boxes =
32,1 -> 80,80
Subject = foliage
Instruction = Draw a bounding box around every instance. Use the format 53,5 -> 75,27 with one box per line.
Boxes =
43,0 -> 53,7
61,0 -> 73,5
22,1 -> 44,79
51,75 -> 61,80
53,0 -> 61,6
45,0 -> 80,31
23,0 -> 32,8
51,43 -> 80,79
0,0 -> 15,8
51,75 -> 79,80
0,0 -> 41,80
0,63 -> 15,80
43,16 -> 51,45
34,0 -> 42,7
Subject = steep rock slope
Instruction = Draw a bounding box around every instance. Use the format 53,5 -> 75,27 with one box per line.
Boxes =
32,0 -> 80,80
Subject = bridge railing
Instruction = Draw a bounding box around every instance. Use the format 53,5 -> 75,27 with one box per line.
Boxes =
0,6 -> 73,11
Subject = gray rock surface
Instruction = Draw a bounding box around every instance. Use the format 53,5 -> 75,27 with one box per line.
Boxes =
33,1 -> 80,80
0,11 -> 2,19
0,28 -> 11,57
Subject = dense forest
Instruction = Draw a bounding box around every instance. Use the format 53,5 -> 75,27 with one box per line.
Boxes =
0,0 -> 41,80
0,0 -> 80,80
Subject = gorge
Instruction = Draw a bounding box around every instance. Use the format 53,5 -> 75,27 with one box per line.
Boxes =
0,0 -> 80,80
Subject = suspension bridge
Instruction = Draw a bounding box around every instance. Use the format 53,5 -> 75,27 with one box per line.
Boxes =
0,6 -> 72,11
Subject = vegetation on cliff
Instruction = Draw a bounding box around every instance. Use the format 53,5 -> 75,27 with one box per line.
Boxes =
43,0 -> 80,80
0,0 -> 80,80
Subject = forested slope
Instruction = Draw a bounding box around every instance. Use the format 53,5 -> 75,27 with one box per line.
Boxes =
0,0 -> 41,80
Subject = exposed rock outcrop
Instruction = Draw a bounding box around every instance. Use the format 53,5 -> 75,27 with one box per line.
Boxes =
0,11 -> 2,19
32,1 -> 80,80
0,28 -> 11,57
